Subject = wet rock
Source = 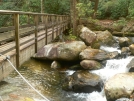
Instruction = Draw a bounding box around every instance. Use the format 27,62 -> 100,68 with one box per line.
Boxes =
91,39 -> 101,49
33,41 -> 87,61
129,44 -> 134,55
62,70 -> 102,93
79,48 -> 118,61
94,30 -> 116,46
79,27 -> 97,46
69,64 -> 83,70
51,61 -> 61,69
115,98 -> 130,101
117,37 -> 132,48
127,58 -> 134,72
80,60 -> 102,70
105,73 -> 134,101
121,47 -> 130,58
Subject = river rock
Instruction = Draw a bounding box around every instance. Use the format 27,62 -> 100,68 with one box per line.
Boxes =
62,70 -> 102,93
121,47 -> 130,58
33,41 -> 87,61
79,48 -> 118,61
95,30 -> 116,46
79,27 -> 97,46
129,44 -> 134,55
80,60 -> 102,70
127,58 -> 134,72
51,61 -> 61,69
117,37 -> 132,48
104,73 -> 134,101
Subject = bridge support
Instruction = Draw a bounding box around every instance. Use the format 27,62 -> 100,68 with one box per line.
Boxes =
14,14 -> 20,68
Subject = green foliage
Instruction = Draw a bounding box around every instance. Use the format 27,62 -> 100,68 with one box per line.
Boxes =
76,2 -> 94,18
113,17 -> 127,27
110,0 -> 129,19
97,0 -> 130,19
68,29 -> 77,40
0,0 -> 70,27
44,0 -> 70,14
128,0 -> 134,18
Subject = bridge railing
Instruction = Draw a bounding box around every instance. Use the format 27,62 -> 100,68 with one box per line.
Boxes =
0,10 -> 70,68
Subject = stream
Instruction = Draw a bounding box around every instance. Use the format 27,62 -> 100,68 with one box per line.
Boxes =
0,46 -> 133,101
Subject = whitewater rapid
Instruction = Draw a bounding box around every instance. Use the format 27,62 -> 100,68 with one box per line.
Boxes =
66,46 -> 133,101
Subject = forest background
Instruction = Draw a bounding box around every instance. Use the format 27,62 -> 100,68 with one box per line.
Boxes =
0,0 -> 134,27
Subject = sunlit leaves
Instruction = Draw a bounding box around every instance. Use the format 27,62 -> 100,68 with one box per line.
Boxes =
76,2 -> 94,18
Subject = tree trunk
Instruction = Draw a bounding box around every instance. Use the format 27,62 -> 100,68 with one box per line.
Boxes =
41,0 -> 44,13
72,0 -> 79,36
41,0 -> 44,22
93,0 -> 99,19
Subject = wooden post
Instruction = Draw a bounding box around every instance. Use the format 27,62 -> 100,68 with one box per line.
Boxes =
52,16 -> 54,40
14,14 -> 20,68
56,15 -> 59,36
60,16 -> 62,34
45,15 -> 48,44
34,15 -> 38,53
93,0 -> 99,19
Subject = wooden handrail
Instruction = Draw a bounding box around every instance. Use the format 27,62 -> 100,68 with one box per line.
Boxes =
0,10 -> 68,17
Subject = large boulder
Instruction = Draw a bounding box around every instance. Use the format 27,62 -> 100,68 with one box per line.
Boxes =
117,37 -> 132,48
121,47 -> 130,58
79,48 -> 118,61
62,70 -> 102,93
80,60 -> 102,70
79,27 -> 97,46
33,41 -> 87,61
93,30 -> 116,47
104,73 -> 134,101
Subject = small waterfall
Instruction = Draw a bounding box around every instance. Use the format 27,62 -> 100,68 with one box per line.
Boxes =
100,46 -> 121,53
91,57 -> 133,83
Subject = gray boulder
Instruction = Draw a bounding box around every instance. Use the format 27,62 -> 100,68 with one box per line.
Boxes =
79,48 -> 118,61
33,41 -> 87,61
105,73 -> 134,101
79,27 -> 97,46
117,37 -> 132,48
80,60 -> 102,70
62,70 -> 102,93
121,47 -> 130,58
93,30 -> 116,47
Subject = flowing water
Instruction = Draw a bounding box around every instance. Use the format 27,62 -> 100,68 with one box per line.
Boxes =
0,46 -> 133,101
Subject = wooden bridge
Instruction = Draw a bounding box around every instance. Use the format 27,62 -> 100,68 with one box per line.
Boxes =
0,10 -> 70,81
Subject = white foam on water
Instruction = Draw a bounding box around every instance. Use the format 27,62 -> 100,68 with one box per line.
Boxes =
100,46 -> 121,53
91,56 -> 133,83
65,70 -> 75,75
86,91 -> 107,101
85,56 -> 133,101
